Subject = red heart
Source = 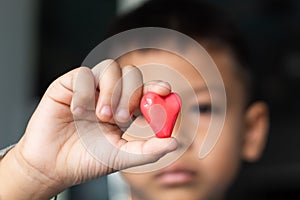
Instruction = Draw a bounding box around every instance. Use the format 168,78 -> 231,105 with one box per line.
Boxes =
140,92 -> 181,138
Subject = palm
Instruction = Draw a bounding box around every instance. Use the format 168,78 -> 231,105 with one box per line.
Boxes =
16,64 -> 177,189
21,79 -> 122,186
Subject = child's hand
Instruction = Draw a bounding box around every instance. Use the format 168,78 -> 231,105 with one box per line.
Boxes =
0,59 -> 178,199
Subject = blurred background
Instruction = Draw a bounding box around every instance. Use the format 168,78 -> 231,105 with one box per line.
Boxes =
0,0 -> 299,199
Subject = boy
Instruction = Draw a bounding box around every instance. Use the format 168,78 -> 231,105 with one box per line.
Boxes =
0,0 -> 269,199
106,1 -> 269,199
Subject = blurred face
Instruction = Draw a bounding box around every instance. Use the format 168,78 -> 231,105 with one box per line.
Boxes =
117,46 -> 249,200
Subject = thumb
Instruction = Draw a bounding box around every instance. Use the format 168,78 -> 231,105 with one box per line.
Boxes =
114,137 -> 178,170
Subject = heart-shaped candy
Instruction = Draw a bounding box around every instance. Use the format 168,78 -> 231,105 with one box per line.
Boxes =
140,92 -> 181,138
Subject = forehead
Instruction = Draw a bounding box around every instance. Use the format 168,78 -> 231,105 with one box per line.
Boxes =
118,49 -> 205,91
117,48 -> 237,94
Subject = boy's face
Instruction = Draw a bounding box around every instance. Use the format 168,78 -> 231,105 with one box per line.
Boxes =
117,46 -> 268,200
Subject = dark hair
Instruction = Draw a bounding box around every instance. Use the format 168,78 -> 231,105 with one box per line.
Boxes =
108,0 -> 254,104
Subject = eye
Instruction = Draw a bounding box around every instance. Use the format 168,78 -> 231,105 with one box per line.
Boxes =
199,104 -> 212,114
191,104 -> 212,115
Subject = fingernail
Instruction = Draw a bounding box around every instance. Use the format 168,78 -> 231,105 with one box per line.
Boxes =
117,108 -> 130,122
100,105 -> 112,118
157,81 -> 171,89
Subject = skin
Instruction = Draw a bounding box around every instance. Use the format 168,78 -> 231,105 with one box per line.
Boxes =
0,43 -> 268,200
0,60 -> 178,200
118,47 -> 269,200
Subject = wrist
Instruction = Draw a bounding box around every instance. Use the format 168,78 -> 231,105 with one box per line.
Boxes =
0,146 -> 63,200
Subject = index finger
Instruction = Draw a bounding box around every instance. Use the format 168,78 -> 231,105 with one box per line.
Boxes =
143,80 -> 171,96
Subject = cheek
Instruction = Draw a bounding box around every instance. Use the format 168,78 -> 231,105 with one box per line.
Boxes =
197,116 -> 243,190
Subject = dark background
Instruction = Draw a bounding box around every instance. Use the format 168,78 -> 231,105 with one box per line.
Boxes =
3,0 -> 300,199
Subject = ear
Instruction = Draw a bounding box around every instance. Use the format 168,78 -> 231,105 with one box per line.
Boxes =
242,101 -> 269,162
